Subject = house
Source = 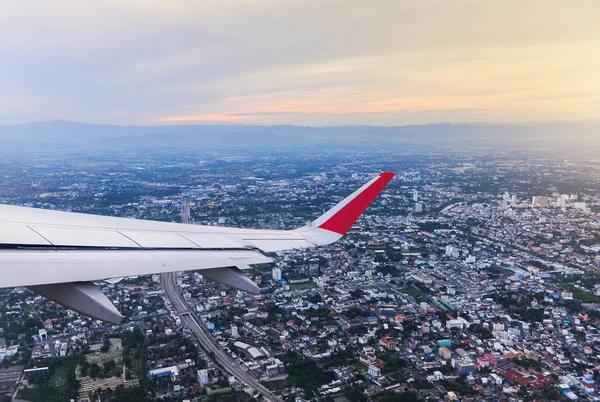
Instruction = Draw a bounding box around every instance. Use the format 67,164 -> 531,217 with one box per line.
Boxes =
379,337 -> 397,351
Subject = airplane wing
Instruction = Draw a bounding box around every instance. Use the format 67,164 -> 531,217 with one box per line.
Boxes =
0,172 -> 394,323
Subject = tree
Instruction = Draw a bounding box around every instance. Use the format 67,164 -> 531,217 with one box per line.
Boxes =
80,360 -> 90,376
103,359 -> 116,373
350,289 -> 364,299
380,391 -> 422,402
89,363 -> 102,378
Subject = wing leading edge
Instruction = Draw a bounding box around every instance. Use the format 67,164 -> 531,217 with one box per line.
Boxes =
0,172 -> 394,323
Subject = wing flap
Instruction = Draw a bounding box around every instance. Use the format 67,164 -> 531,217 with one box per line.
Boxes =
0,223 -> 52,246
242,239 -> 316,252
29,225 -> 140,248
119,230 -> 199,249
179,233 -> 245,249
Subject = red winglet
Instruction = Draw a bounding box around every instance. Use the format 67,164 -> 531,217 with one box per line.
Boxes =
318,172 -> 395,235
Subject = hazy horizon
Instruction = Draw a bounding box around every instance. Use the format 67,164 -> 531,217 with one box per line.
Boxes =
1,119 -> 598,155
2,117 -> 600,128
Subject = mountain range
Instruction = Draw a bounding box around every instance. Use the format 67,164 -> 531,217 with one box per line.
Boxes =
0,120 -> 598,152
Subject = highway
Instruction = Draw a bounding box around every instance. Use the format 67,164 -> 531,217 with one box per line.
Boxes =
161,272 -> 283,402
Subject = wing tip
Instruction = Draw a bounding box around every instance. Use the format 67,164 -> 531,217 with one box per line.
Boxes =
316,171 -> 395,235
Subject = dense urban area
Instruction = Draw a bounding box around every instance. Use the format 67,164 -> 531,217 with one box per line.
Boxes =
0,145 -> 599,402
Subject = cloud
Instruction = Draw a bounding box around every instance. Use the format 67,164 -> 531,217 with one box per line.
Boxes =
224,111 -> 303,117
0,0 -> 599,125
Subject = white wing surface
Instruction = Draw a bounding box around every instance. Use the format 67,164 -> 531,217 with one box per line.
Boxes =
0,172 -> 394,323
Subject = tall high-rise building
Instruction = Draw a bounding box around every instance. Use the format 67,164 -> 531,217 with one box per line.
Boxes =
197,369 -> 209,387
412,190 -> 419,202
415,202 -> 423,213
308,259 -> 320,277
181,201 -> 191,224
272,267 -> 282,281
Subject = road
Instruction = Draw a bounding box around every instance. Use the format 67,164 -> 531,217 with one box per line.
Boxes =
161,272 -> 283,402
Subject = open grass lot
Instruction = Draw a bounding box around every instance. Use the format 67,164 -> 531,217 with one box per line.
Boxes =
401,286 -> 425,298
290,282 -> 316,290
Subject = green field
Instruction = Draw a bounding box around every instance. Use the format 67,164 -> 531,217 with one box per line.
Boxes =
290,282 -> 316,290
401,286 -> 425,298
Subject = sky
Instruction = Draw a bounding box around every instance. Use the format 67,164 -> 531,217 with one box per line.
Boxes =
1,0 -> 599,126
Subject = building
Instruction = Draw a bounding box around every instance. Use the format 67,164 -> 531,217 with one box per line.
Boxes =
477,354 -> 497,367
262,358 -> 285,377
504,369 -> 555,389
197,369 -> 209,387
38,329 -> 47,342
149,366 -> 179,381
233,341 -> 264,360
23,367 -> 48,379
180,201 -> 191,224
308,259 -> 320,277
454,359 -> 476,374
359,353 -> 377,365
379,338 -> 397,351
368,364 -> 381,377
415,202 -> 423,213
439,347 -> 452,360
445,245 -> 458,258
272,267 -> 282,281
446,319 -> 464,330
0,367 -> 26,391
231,324 -> 239,338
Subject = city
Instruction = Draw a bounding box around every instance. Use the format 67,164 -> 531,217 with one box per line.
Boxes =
0,147 -> 598,401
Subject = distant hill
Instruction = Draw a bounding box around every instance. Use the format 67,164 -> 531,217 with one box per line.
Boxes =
0,120 -> 598,152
